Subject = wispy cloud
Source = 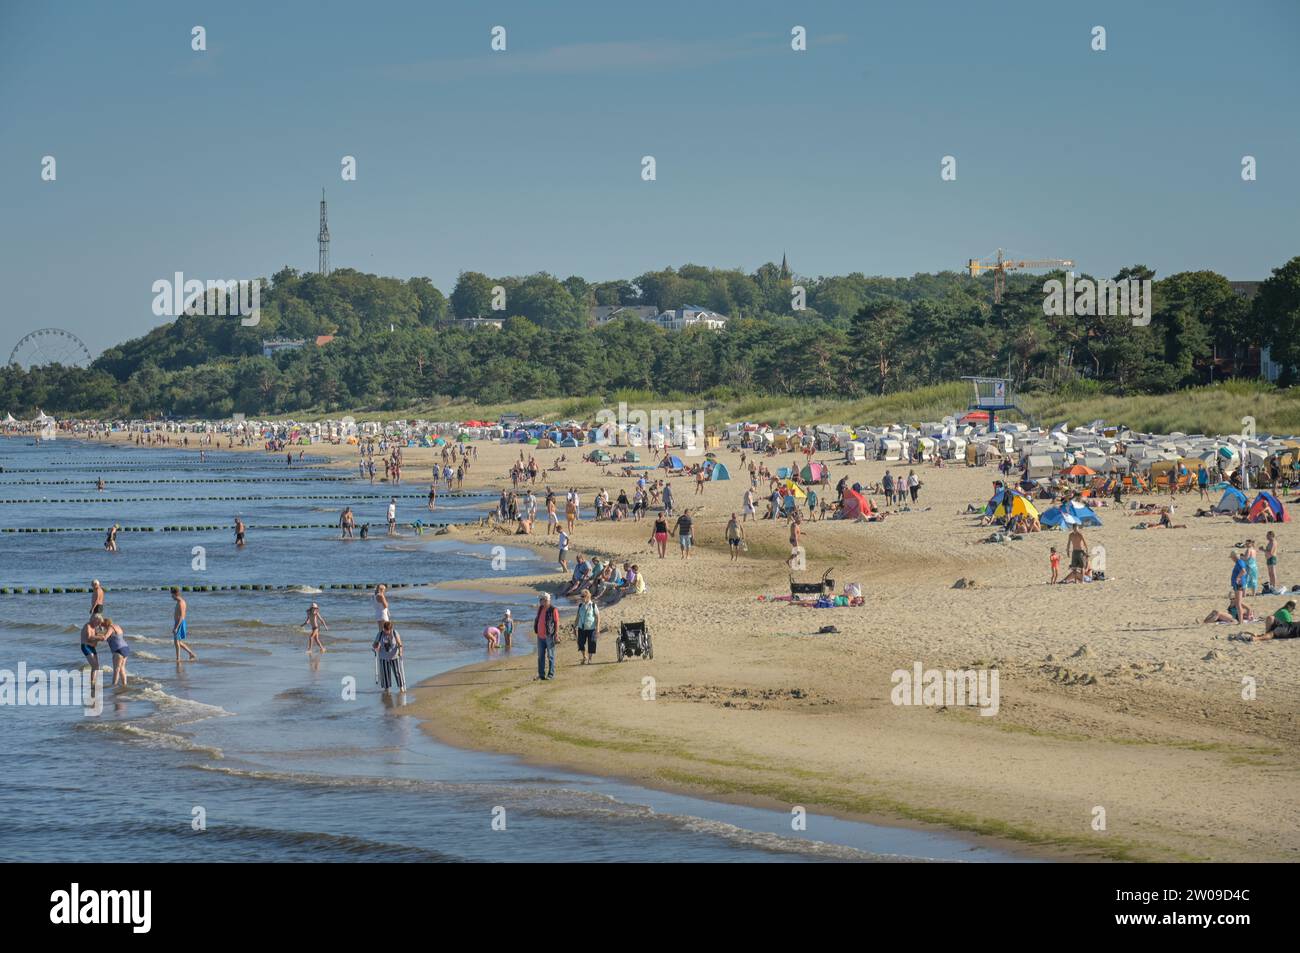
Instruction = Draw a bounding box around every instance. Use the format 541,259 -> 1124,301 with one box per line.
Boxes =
387,31 -> 848,83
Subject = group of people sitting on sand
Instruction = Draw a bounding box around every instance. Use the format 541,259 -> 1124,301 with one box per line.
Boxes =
562,554 -> 645,604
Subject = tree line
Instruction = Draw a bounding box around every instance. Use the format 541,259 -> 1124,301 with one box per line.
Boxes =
3,256 -> 1297,418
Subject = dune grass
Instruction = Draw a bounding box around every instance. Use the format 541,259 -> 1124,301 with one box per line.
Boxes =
298,380 -> 1299,437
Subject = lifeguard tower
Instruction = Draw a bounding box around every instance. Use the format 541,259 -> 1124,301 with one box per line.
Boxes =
961,377 -> 1023,433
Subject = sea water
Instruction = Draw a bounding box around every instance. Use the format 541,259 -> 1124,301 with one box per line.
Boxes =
0,439 -> 1025,862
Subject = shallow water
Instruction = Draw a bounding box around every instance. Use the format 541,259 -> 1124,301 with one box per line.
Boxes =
0,439 -> 1024,862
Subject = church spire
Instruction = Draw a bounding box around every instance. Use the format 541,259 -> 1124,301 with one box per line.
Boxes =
780,251 -> 790,279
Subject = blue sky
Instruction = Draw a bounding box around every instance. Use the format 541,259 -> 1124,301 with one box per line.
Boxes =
1,0 -> 1297,354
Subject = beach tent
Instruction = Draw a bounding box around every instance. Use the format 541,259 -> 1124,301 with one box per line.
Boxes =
800,462 -> 825,483
984,487 -> 1040,521
661,455 -> 685,470
559,436 -> 578,448
840,488 -> 872,520
623,450 -> 640,463
1061,464 -> 1096,477
710,463 -> 730,481
589,449 -> 612,463
1062,501 -> 1102,526
1246,491 -> 1290,523
783,480 -> 806,499
1039,506 -> 1075,528
536,438 -> 554,449
1212,486 -> 1248,514
1040,500 -> 1103,527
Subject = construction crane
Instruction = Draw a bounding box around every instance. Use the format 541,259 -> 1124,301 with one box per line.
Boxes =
967,249 -> 1074,304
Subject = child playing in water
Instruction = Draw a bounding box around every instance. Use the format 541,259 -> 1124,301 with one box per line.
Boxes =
500,609 -> 514,648
482,625 -> 501,649
304,603 -> 328,653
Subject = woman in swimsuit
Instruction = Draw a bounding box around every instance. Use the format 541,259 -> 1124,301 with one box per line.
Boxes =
650,514 -> 669,559
99,617 -> 130,687
304,603 -> 328,653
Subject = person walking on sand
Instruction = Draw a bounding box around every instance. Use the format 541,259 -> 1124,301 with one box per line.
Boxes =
742,487 -> 756,522
304,602 -> 328,653
557,528 -> 570,573
650,513 -> 670,559
534,593 -> 559,680
673,508 -> 694,560
171,588 -> 197,661
373,584 -> 390,625
725,512 -> 745,562
576,590 -> 599,664
99,617 -> 130,687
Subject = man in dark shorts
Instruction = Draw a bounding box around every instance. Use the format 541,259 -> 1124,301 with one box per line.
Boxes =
234,516 -> 246,547
725,513 -> 744,562
90,579 -> 104,616
1236,600 -> 1299,641
1061,527 -> 1088,583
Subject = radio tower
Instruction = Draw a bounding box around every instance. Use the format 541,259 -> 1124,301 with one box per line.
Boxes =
318,188 -> 330,276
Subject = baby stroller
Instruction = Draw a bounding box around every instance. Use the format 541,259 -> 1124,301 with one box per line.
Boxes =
789,567 -> 835,598
616,619 -> 653,662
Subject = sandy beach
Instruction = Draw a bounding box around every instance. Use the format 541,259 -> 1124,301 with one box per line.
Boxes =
103,432 -> 1300,861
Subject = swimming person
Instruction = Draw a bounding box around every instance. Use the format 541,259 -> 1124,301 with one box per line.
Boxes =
99,617 -> 129,687
372,620 -> 405,693
304,603 -> 328,653
171,587 -> 197,661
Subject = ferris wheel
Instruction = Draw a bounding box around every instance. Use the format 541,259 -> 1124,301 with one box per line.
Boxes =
8,328 -> 93,369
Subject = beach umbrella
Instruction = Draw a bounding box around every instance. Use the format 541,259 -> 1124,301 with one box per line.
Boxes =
1061,464 -> 1095,477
